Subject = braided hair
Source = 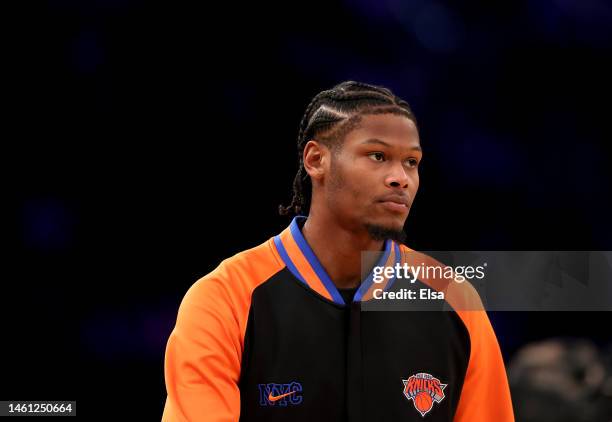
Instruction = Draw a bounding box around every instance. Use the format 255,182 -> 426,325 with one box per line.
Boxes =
278,80 -> 418,217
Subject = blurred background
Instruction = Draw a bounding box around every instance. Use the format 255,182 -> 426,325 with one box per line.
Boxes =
4,0 -> 612,420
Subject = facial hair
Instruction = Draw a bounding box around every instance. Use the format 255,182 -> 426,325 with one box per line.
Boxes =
364,223 -> 407,244
328,153 -> 408,244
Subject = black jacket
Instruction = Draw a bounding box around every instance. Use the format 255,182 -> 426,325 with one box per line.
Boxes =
163,216 -> 514,421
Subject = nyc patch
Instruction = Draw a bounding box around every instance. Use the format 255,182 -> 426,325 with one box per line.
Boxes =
258,382 -> 303,406
402,372 -> 447,417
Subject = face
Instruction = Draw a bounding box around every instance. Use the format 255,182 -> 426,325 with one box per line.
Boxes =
316,113 -> 422,239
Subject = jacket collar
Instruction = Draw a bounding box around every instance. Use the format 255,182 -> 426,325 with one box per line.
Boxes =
273,215 -> 400,305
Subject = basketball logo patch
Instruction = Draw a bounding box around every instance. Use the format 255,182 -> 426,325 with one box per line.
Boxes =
402,372 -> 447,417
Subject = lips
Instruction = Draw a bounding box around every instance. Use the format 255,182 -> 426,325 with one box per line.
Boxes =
378,194 -> 410,207
377,194 -> 410,213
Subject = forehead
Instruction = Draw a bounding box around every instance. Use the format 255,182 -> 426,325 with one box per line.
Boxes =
343,113 -> 420,148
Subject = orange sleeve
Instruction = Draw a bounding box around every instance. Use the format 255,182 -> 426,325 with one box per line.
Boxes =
161,272 -> 243,422
453,310 -> 515,421
397,245 -> 514,420
162,241 -> 284,422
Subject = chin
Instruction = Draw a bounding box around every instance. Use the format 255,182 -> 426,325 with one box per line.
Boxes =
379,215 -> 406,230
363,220 -> 407,243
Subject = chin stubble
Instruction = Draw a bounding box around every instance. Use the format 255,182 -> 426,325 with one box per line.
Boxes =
364,223 -> 407,244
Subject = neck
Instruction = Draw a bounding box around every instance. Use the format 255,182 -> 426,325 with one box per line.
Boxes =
300,210 -> 385,290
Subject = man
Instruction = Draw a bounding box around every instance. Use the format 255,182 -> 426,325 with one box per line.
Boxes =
162,81 -> 514,421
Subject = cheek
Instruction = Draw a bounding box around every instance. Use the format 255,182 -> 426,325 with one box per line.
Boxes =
327,176 -> 366,211
333,182 -> 363,204
328,160 -> 374,209
345,174 -> 369,201
411,172 -> 420,192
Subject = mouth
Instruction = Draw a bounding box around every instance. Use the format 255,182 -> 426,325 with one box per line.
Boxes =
378,200 -> 410,213
377,194 -> 410,214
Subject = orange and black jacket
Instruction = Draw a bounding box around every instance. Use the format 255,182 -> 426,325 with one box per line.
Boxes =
162,216 -> 515,421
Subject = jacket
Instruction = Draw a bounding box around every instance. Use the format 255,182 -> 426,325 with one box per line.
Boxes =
162,215 -> 515,421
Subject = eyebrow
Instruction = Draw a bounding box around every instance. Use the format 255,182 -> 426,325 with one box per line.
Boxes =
361,138 -> 422,152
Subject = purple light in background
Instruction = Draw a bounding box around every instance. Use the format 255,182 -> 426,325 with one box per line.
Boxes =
222,83 -> 255,120
527,0 -> 566,41
337,66 -> 429,116
452,132 -> 517,186
434,110 -> 520,188
72,30 -> 105,74
388,0 -> 465,54
281,35 -> 359,80
387,0 -> 427,19
21,197 -> 75,251
411,3 -> 466,54
391,66 -> 429,109
50,0 -> 145,15
555,0 -> 612,26
280,34 -> 431,105
81,305 -> 176,362
343,0 -> 403,23
529,0 -> 612,47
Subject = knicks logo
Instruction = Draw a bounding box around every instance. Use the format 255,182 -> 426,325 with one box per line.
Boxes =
258,382 -> 303,406
402,372 -> 447,417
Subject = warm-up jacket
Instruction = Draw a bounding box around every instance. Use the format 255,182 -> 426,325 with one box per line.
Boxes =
162,216 -> 514,421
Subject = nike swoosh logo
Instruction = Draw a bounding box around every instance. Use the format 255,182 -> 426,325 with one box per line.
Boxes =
268,391 -> 296,402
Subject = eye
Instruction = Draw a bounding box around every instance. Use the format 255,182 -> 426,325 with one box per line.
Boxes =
405,158 -> 419,168
368,152 -> 385,162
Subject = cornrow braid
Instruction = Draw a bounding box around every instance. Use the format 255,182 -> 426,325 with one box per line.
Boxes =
278,80 -> 417,217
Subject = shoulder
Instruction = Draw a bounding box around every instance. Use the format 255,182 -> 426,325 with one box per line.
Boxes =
397,243 -> 485,312
178,236 -> 286,321
397,244 -> 503,363
396,243 -> 494,341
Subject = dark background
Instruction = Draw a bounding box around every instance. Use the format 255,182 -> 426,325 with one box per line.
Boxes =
5,0 -> 612,420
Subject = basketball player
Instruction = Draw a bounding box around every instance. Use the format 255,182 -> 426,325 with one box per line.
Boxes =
162,81 -> 514,421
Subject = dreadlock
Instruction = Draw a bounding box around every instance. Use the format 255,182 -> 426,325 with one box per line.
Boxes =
278,80 -> 418,217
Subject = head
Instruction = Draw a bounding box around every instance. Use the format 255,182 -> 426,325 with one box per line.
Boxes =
279,81 -> 421,243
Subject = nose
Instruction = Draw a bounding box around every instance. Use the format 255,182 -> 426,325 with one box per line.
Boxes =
385,162 -> 410,189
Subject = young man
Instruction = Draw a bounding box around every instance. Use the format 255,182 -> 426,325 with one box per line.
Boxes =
162,81 -> 514,421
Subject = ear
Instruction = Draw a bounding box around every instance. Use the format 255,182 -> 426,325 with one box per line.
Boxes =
303,139 -> 330,182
